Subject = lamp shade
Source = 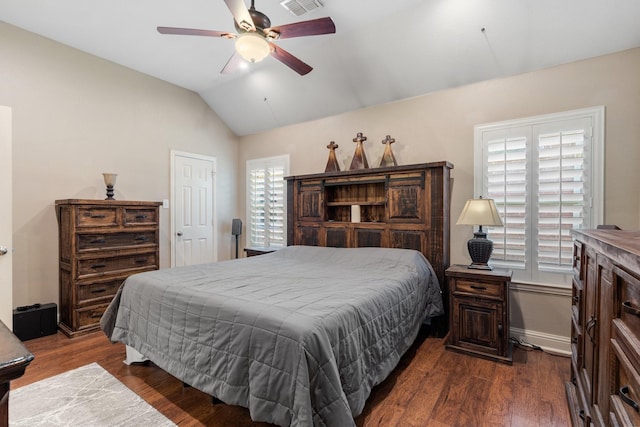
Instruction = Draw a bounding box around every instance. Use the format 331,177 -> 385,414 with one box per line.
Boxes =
235,33 -> 271,63
102,173 -> 117,187
456,197 -> 503,227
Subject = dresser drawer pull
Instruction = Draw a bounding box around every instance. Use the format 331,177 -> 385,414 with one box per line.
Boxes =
579,410 -> 586,421
90,214 -> 106,219
90,238 -> 106,244
586,316 -> 597,342
620,386 -> 640,412
90,312 -> 103,319
135,214 -> 148,220
134,236 -> 149,241
470,285 -> 487,291
90,263 -> 106,269
622,301 -> 640,317
90,288 -> 107,294
135,259 -> 148,264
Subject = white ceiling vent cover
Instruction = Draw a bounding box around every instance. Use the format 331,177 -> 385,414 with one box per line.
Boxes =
280,0 -> 324,17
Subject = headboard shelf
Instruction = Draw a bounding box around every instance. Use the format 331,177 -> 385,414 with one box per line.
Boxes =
285,161 -> 453,296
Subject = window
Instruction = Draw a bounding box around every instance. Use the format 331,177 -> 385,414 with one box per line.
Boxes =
246,155 -> 289,249
474,107 -> 604,286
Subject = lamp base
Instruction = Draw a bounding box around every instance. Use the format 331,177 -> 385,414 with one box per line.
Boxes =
105,184 -> 115,200
466,230 -> 494,271
468,262 -> 493,270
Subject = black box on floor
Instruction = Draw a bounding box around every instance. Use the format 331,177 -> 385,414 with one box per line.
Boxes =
13,303 -> 57,341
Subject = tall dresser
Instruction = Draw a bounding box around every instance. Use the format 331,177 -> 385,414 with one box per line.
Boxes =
55,199 -> 161,337
566,229 -> 640,426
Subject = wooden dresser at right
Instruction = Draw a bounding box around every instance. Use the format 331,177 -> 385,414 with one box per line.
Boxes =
566,229 -> 640,426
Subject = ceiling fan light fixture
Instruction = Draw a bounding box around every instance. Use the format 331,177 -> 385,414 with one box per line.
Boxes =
235,33 -> 271,63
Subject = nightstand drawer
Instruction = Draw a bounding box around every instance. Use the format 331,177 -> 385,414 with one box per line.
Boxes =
453,279 -> 504,300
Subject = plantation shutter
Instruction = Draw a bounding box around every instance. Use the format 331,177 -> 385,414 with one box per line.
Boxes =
535,121 -> 590,273
266,165 -> 286,247
476,108 -> 601,286
249,168 -> 267,246
485,131 -> 529,271
247,156 -> 288,248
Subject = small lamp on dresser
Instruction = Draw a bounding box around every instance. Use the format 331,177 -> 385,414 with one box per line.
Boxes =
456,196 -> 503,270
102,173 -> 117,200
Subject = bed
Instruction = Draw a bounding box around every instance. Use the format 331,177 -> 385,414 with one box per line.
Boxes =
101,245 -> 443,427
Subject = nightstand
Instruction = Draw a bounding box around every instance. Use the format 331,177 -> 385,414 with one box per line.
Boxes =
445,265 -> 513,364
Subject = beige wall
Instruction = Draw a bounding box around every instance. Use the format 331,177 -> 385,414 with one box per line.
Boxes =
0,22 -> 240,309
238,47 -> 640,352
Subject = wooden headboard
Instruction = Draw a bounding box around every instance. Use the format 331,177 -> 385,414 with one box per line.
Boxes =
285,161 -> 453,290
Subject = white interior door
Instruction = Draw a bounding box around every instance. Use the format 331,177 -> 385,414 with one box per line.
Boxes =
171,151 -> 216,267
0,106 -> 13,327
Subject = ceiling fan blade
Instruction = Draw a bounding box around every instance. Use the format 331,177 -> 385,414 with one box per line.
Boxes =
224,0 -> 256,32
269,42 -> 312,75
221,51 -> 245,74
267,17 -> 335,40
157,26 -> 235,38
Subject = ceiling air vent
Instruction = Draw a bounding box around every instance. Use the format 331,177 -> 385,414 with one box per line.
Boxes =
280,0 -> 324,17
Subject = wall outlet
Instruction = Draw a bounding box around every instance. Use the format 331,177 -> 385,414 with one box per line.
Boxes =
162,199 -> 169,209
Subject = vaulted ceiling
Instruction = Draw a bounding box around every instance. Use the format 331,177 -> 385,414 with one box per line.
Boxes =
2,0 -> 640,136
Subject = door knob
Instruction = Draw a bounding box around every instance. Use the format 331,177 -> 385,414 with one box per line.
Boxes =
177,232 -> 183,237
0,246 -> 8,256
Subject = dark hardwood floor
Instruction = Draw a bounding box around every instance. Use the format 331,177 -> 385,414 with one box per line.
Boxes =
11,329 -> 571,426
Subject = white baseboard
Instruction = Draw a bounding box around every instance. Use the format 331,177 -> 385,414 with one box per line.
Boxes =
510,326 -> 571,357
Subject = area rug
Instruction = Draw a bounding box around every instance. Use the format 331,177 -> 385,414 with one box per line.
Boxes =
9,362 -> 176,426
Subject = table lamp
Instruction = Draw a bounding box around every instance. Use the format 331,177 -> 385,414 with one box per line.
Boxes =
102,173 -> 118,200
456,196 -> 504,270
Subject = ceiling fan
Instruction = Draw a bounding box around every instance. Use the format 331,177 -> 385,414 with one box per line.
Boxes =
157,0 -> 336,75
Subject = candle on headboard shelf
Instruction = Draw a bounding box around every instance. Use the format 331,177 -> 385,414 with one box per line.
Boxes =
351,205 -> 361,223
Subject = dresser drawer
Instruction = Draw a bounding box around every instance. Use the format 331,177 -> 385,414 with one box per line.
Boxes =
572,277 -> 583,326
77,231 -> 157,251
75,303 -> 109,329
77,278 -> 124,304
123,207 -> 158,226
614,265 -> 640,342
77,252 -> 157,278
610,330 -> 640,426
452,279 -> 504,300
76,206 -> 118,227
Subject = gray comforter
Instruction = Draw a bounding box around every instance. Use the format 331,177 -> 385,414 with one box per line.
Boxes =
101,245 -> 443,427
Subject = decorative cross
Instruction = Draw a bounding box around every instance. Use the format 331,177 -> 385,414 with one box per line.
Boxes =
325,141 -> 341,172
378,134 -> 398,168
381,135 -> 395,146
353,132 -> 367,144
349,132 -> 369,170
